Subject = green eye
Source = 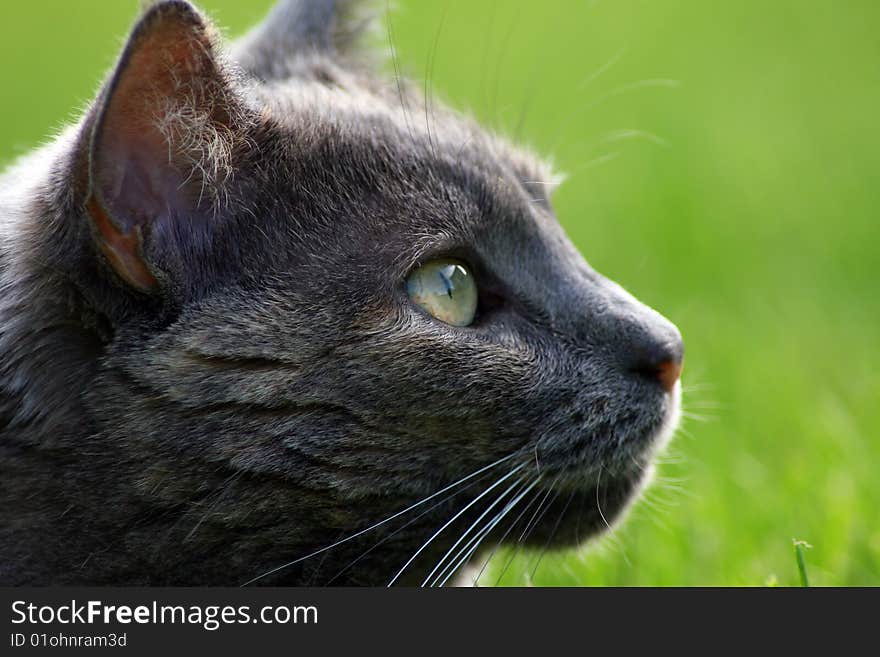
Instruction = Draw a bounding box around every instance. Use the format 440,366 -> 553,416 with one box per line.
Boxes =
406,259 -> 478,327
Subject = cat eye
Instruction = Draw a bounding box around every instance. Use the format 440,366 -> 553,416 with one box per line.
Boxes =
406,259 -> 478,327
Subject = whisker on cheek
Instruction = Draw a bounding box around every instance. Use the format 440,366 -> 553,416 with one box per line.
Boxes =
422,476 -> 531,586
528,488 -> 578,580
243,452 -> 519,586
470,479 -> 547,586
324,469 -> 496,586
387,462 -> 526,587
434,478 -> 539,588
488,477 -> 562,586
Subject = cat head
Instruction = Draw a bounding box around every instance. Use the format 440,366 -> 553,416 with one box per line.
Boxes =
45,0 -> 683,583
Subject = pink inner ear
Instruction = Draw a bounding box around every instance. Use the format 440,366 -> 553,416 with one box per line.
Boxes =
92,16 -> 214,220
87,196 -> 158,292
85,2 -> 230,293
97,133 -> 189,229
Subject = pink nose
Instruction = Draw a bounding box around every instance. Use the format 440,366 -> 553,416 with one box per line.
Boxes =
655,358 -> 683,393
627,329 -> 684,393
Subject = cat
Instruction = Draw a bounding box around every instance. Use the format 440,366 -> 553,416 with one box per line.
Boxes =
0,0 -> 683,586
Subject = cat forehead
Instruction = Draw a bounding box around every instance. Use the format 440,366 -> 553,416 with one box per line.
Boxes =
249,60 -> 563,196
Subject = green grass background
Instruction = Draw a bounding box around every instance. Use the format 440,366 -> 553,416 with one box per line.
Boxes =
2,1 -> 877,586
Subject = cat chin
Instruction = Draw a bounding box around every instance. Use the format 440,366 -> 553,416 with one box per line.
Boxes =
507,468 -> 644,552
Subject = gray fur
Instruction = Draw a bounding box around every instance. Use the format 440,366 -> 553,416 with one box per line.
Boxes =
0,0 -> 683,585
232,0 -> 383,81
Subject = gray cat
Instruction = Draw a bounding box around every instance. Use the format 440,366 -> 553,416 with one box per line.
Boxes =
0,0 -> 683,586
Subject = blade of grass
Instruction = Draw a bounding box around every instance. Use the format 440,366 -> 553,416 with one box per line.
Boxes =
792,539 -> 812,587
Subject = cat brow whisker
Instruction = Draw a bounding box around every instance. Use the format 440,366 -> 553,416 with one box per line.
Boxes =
387,462 -> 526,586
242,452 -> 518,586
550,78 -> 681,151
564,152 -> 621,181
515,0 -> 610,139
512,54 -> 544,141
385,0 -> 416,144
575,47 -> 627,92
490,6 -> 520,129
433,478 -> 539,587
423,5 -> 447,160
477,0 -> 497,113
596,128 -> 669,148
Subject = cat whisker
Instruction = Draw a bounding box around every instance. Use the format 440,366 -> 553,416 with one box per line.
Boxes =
422,476 -> 529,586
680,410 -> 715,423
306,528 -> 346,586
575,47 -> 627,92
652,475 -> 688,490
385,0 -> 416,144
551,78 -> 681,151
645,482 -> 690,508
594,466 -> 612,533
595,465 -> 631,568
471,480 -> 547,586
324,469 -> 494,585
183,469 -> 244,543
558,128 -> 671,157
683,400 -> 725,410
425,477 -> 538,587
637,489 -> 676,515
423,5 -> 447,160
434,478 -> 539,587
597,128 -> 669,147
387,462 -> 526,586
490,7 -> 521,129
673,423 -> 697,441
242,452 -> 518,586
493,477 -> 560,585
653,451 -> 687,466
477,0 -> 497,114
564,152 -> 621,181
513,53 -> 544,140
528,487 -> 577,580
518,476 -> 560,544
681,382 -> 716,392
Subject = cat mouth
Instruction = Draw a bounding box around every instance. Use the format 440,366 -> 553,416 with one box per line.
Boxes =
503,383 -> 682,550
532,382 -> 680,481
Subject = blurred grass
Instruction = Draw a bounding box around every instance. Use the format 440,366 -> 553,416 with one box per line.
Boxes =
2,1 -> 877,586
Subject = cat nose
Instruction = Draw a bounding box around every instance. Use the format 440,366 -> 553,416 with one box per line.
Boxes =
626,322 -> 684,393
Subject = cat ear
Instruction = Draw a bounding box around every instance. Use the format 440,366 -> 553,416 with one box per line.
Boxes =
84,0 -> 251,293
231,0 -> 380,81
